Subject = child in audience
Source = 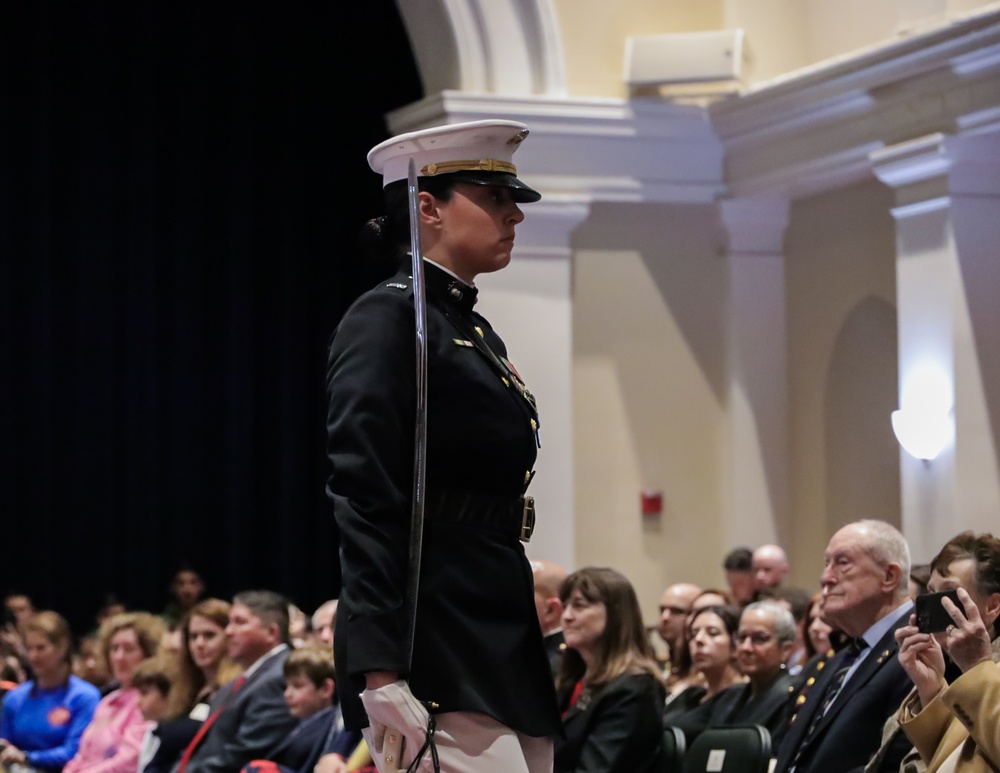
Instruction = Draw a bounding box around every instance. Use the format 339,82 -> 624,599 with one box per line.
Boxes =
133,658 -> 176,773
242,647 -> 360,773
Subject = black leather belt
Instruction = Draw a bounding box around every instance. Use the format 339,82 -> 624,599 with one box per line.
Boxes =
425,488 -> 535,543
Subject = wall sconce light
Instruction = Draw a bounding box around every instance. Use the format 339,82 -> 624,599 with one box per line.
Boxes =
891,363 -> 954,461
891,408 -> 953,461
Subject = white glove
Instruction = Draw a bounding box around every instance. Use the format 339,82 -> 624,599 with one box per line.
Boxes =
361,680 -> 432,770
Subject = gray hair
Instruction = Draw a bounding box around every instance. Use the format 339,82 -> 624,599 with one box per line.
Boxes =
742,601 -> 797,646
856,520 -> 911,593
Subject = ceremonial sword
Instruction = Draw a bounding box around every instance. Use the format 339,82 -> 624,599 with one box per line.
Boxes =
404,157 -> 428,671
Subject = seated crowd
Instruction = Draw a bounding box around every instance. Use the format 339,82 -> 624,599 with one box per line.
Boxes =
4,525 -> 999,773
535,523 -> 1000,772
1,581 -> 363,773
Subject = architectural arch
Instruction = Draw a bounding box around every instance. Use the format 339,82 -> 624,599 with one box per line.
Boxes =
395,0 -> 565,96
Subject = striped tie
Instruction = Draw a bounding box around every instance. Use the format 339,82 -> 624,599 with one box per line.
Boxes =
793,638 -> 864,764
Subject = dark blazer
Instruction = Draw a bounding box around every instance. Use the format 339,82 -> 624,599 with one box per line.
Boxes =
545,630 -> 566,676
327,262 -> 560,737
707,670 -> 796,749
555,672 -> 666,773
256,705 -> 361,773
173,647 -> 297,773
773,608 -> 915,773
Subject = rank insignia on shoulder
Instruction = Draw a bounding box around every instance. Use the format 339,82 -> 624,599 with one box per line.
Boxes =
386,282 -> 408,290
453,339 -> 474,347
474,326 -> 484,337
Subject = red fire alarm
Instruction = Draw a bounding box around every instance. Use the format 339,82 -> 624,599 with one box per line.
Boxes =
641,489 -> 663,518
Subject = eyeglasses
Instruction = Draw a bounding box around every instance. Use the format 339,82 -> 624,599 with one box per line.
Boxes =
735,631 -> 774,645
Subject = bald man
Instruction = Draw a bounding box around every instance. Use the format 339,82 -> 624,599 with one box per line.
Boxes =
311,599 -> 338,648
657,582 -> 701,689
531,560 -> 568,676
752,544 -> 790,593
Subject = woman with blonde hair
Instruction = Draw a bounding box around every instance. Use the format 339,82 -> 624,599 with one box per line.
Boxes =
555,567 -> 666,772
0,611 -> 101,770
64,612 -> 164,773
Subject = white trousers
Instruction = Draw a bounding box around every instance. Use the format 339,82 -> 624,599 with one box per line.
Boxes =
363,711 -> 553,773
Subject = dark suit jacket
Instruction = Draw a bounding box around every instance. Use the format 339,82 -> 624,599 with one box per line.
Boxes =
555,672 -> 666,773
773,608 -> 915,773
327,262 -> 559,737
708,670 -> 796,749
545,630 -> 566,676
261,705 -> 362,773
173,647 -> 297,773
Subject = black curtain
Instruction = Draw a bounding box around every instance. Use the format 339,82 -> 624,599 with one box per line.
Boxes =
1,3 -> 422,634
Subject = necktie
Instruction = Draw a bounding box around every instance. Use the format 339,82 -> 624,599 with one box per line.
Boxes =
793,638 -> 864,765
176,675 -> 247,773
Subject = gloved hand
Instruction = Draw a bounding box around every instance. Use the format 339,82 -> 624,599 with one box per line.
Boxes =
361,680 -> 432,771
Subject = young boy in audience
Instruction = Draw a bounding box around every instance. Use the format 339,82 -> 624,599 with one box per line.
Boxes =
242,646 -> 361,773
133,657 -> 177,773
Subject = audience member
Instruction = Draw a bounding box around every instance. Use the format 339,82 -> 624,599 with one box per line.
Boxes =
133,657 -> 176,773
0,611 -> 101,770
64,612 -> 165,773
773,520 -> 914,773
723,547 -> 756,606
4,593 -> 35,628
657,582 -> 702,696
725,602 -> 797,745
753,544 -> 791,593
769,586 -> 812,675
288,605 -> 308,649
162,571 -> 206,629
172,590 -> 296,773
691,589 -> 734,612
310,601 -> 338,649
169,599 -> 243,721
909,564 -> 932,601
73,632 -> 114,695
662,605 -> 742,731
532,559 -> 569,675
242,646 -> 362,773
95,596 -> 128,628
555,567 -> 665,773
895,531 -> 1000,773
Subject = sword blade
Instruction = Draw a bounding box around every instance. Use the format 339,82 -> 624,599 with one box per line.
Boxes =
405,157 -> 428,670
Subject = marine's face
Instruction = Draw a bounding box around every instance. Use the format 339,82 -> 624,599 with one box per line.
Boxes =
429,183 -> 524,282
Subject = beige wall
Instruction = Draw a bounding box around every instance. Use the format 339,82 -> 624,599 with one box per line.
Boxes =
783,180 -> 902,592
552,0 -> 723,96
572,202 -> 730,620
552,0 -> 1000,95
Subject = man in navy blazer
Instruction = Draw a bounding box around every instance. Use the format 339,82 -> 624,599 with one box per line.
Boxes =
774,520 -> 915,773
173,590 -> 298,773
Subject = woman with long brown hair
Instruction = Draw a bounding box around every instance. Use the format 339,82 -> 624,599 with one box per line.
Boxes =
555,567 -> 666,773
166,599 -> 241,721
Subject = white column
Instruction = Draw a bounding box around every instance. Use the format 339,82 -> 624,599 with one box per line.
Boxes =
477,199 -> 590,569
719,197 -> 791,548
872,131 -> 1000,561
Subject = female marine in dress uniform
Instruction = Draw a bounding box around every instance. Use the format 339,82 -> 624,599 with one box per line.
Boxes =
325,121 -> 560,772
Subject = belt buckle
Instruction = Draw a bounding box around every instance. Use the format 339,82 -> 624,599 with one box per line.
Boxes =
520,496 -> 535,543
